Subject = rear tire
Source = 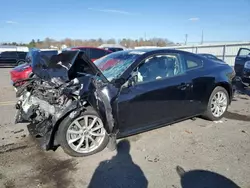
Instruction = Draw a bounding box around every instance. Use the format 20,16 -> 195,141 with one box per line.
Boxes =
57,107 -> 109,157
203,86 -> 229,121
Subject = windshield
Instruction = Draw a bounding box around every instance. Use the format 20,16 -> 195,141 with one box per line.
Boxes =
94,51 -> 142,81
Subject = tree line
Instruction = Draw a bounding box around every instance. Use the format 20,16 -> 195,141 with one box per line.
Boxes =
1,37 -> 175,49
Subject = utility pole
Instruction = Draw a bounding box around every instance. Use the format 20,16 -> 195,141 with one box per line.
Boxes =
185,34 -> 188,45
144,32 -> 147,41
201,30 -> 204,44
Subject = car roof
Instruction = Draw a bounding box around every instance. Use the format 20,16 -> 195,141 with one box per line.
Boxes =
72,46 -> 107,50
117,48 -> 191,54
71,46 -> 112,52
198,53 -> 211,55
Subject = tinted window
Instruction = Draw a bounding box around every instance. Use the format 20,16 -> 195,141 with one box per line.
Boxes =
17,52 -> 27,59
105,48 -> 123,52
136,54 -> 184,83
90,49 -> 110,60
71,48 -> 89,57
41,50 -> 58,58
238,48 -> 250,56
0,51 -> 17,58
184,54 -> 203,70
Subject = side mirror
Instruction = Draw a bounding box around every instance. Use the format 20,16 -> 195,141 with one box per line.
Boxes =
114,78 -> 126,87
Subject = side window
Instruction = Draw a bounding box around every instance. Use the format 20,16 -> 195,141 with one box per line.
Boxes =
135,53 -> 183,84
238,48 -> 250,57
17,52 -> 27,59
90,49 -> 108,60
0,52 -> 17,58
184,54 -> 203,70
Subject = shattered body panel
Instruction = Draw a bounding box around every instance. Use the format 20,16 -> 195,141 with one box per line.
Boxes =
14,50 -> 118,150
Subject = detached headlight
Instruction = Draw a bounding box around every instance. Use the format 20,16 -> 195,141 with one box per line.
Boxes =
244,61 -> 250,69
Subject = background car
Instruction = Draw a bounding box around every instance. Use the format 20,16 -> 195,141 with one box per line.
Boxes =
69,47 -> 112,61
0,51 -> 27,67
198,53 -> 224,63
10,49 -> 58,85
234,48 -> 250,86
102,47 -> 124,52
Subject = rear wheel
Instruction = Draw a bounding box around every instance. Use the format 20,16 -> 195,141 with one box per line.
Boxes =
57,107 -> 109,157
203,86 -> 229,121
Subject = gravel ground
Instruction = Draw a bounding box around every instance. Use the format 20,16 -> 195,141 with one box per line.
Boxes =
0,68 -> 250,188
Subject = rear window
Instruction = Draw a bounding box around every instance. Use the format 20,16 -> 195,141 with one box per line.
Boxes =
105,47 -> 123,52
0,51 -> 17,58
184,54 -> 203,70
41,50 -> 58,58
89,49 -> 111,60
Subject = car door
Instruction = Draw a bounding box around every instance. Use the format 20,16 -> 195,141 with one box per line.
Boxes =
181,53 -> 208,116
116,53 -> 194,135
234,48 -> 250,77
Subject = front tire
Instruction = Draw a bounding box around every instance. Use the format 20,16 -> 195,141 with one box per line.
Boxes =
57,107 -> 109,157
203,86 -> 229,121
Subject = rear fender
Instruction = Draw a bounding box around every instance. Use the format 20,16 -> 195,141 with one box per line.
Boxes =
204,66 -> 234,104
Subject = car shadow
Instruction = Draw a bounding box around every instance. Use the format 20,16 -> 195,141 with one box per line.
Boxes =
88,139 -> 148,188
176,166 -> 240,188
224,111 -> 250,122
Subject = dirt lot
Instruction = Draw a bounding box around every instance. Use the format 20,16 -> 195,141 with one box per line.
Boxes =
0,68 -> 250,188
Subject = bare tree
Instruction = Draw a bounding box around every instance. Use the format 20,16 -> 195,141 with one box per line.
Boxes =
4,37 -> 174,49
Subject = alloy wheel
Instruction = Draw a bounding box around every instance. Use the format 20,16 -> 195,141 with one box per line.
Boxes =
66,115 -> 106,153
211,91 -> 228,117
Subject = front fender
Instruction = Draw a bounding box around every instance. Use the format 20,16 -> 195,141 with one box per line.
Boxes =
45,100 -> 84,150
87,87 -> 115,134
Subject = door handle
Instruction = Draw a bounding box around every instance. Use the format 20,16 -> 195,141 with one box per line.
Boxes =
177,83 -> 189,90
177,83 -> 188,90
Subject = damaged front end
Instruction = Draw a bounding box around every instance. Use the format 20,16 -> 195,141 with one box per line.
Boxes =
14,49 -> 117,152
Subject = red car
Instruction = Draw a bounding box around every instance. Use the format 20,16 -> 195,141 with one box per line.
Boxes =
10,47 -> 111,86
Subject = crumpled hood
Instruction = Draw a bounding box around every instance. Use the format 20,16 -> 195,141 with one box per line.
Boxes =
30,49 -> 108,83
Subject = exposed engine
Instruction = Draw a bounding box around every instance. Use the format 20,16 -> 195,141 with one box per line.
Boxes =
13,49 -> 117,152
15,78 -> 82,124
